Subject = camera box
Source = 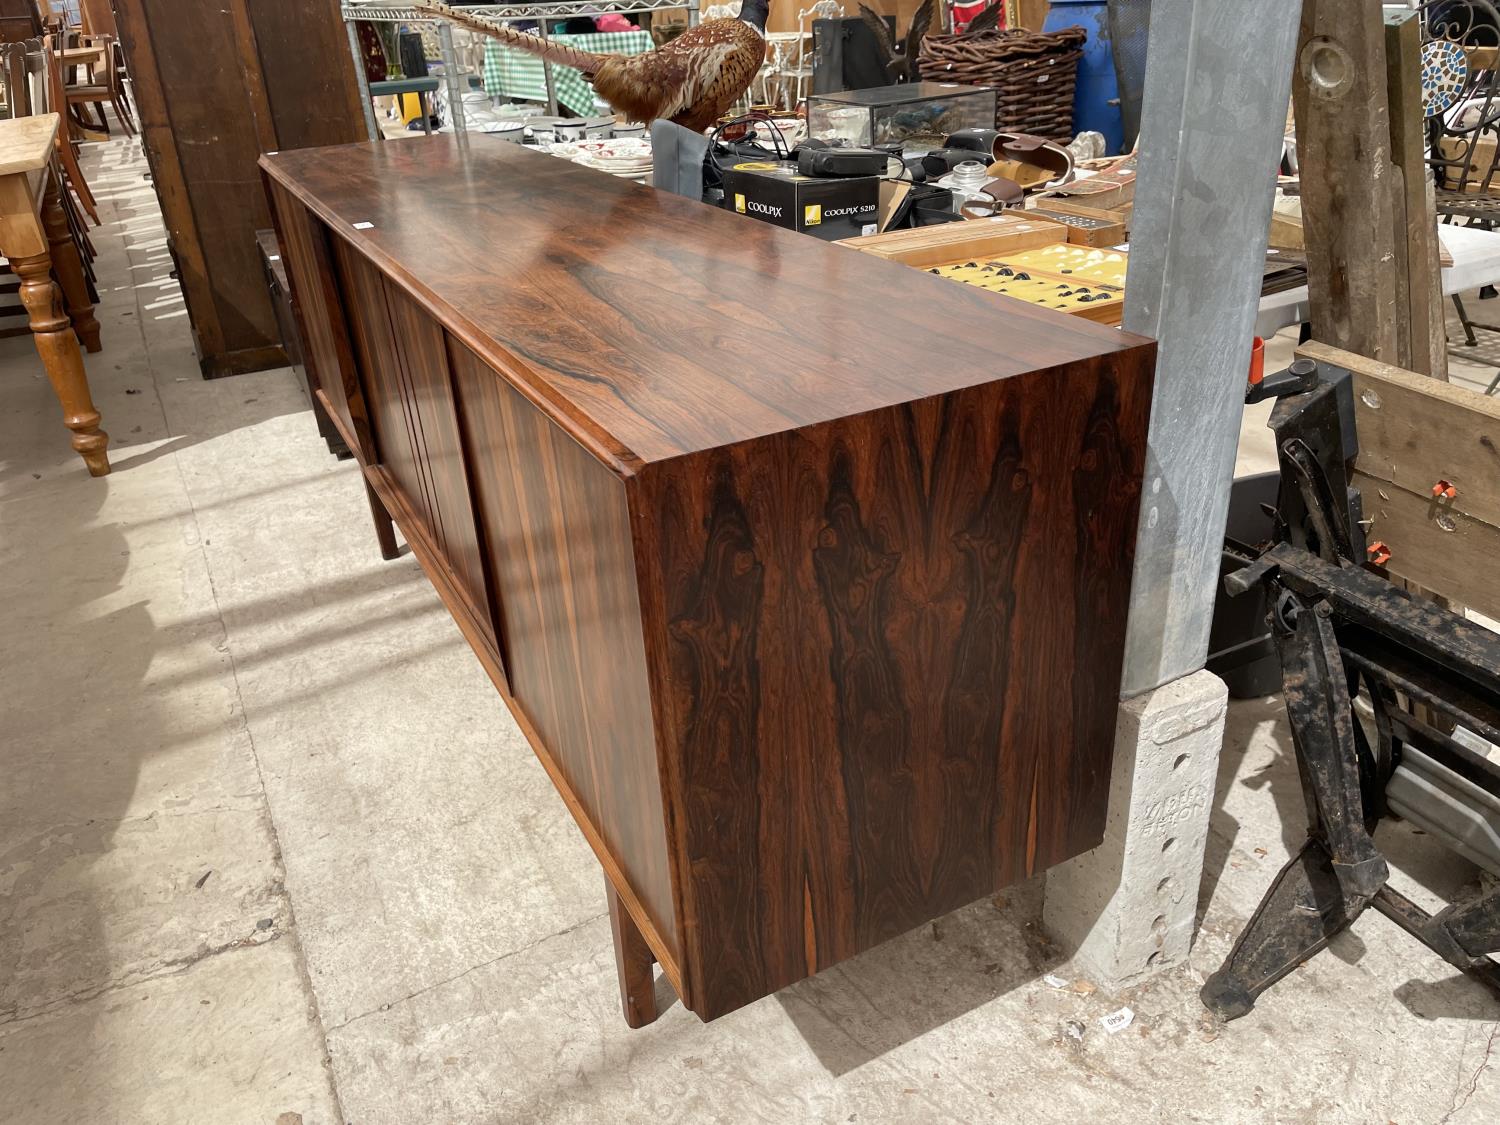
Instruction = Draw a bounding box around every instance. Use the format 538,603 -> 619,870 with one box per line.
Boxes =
722,160 -> 880,241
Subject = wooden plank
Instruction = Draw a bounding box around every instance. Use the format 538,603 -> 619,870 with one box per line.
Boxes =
246,0 -> 366,150
1300,341 -> 1500,529
335,236 -> 435,538
835,214 -> 1068,265
1384,10 -> 1447,378
1015,0 -> 1049,30
1353,470 -> 1500,622
1293,0 -> 1401,362
113,0 -> 360,376
225,0 -> 277,154
384,289 -> 496,649
111,0 -> 227,361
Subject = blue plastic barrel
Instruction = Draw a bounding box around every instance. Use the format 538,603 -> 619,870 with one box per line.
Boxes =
1043,0 -> 1124,154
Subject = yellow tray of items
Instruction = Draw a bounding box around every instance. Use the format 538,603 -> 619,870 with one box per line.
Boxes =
838,220 -> 1128,325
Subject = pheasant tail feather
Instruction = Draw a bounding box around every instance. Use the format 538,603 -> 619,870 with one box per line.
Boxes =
411,0 -> 604,73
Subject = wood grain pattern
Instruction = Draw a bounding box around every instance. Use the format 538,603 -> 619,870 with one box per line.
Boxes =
1293,0 -> 1400,363
261,137 -> 1148,470
241,0 -> 365,152
335,236 -> 432,531
1300,341 -> 1500,527
385,281 -> 495,650
333,235 -> 497,653
1353,469 -> 1500,623
633,360 -> 1151,1018
606,877 -> 658,1029
450,339 -> 679,965
270,181 -> 373,459
264,142 -> 1157,1024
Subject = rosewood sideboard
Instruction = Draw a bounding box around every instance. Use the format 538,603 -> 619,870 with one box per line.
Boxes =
262,136 -> 1156,1026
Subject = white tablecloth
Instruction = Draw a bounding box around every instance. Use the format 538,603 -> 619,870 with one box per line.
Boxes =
1254,222 -> 1500,338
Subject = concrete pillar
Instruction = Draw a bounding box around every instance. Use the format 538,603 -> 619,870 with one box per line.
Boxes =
1041,0 -> 1302,984
1044,671 -> 1227,983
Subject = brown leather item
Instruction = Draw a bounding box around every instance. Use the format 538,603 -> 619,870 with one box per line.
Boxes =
959,175 -> 1025,219
986,131 -> 1073,189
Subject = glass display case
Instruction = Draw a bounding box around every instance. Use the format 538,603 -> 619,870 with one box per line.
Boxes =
807,82 -> 997,150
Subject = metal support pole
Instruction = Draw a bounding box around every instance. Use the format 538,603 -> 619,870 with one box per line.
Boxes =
436,19 -> 467,134
1117,0 -> 1305,695
687,0 -> 701,28
346,16 -> 380,141
1043,0 -> 1307,990
538,19 -> 560,117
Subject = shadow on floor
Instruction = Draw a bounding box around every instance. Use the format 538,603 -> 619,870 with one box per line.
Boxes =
775,879 -> 1061,1075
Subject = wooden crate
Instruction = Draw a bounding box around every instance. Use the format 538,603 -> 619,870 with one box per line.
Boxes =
836,213 -> 1067,266
1026,204 -> 1128,247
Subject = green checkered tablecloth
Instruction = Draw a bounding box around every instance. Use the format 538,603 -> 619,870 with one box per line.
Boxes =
482,30 -> 655,117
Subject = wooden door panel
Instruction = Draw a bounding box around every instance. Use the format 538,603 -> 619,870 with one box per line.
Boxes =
382,284 -> 495,648
267,185 -> 370,457
330,236 -> 434,541
449,341 -> 677,961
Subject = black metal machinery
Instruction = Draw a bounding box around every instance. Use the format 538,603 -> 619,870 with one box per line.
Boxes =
1200,356 -> 1500,1019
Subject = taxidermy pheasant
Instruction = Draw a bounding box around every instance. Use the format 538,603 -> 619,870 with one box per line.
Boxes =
412,0 -> 768,133
859,0 -> 934,84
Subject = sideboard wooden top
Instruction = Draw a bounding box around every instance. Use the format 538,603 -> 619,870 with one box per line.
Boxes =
262,137 -> 1153,471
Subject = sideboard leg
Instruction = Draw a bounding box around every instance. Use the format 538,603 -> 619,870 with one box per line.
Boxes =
606,879 -> 658,1028
363,477 -> 401,561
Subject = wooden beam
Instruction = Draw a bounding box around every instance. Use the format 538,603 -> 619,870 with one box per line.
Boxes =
1293,0 -> 1401,362
1351,471 -> 1500,623
1299,343 -> 1500,527
1384,10 -> 1447,378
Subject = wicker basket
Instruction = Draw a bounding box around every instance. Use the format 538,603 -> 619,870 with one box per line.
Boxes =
918,26 -> 1088,143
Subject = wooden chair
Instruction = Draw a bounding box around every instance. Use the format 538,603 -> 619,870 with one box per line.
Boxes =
78,0 -> 129,118
32,36 -> 100,221
44,25 -> 131,137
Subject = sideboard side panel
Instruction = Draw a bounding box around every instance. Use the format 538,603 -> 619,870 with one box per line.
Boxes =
449,343 -> 679,964
635,354 -> 1155,1019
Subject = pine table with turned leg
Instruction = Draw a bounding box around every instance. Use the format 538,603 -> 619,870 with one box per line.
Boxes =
0,112 -> 109,476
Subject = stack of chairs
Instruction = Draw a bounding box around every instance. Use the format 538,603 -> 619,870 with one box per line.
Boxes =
0,34 -> 101,342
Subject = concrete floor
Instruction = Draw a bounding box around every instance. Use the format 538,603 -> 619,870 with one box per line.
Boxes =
3,135 -> 1500,1124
